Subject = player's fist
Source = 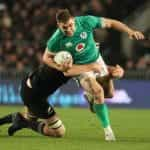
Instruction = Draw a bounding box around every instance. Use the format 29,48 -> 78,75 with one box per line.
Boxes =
109,65 -> 124,79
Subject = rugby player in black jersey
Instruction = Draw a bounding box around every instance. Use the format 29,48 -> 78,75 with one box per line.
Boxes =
0,60 -> 102,137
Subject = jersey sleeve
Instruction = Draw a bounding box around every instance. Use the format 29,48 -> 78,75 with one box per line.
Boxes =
83,15 -> 103,29
46,29 -> 60,53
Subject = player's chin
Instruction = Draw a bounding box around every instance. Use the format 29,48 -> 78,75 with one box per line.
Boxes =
65,31 -> 74,36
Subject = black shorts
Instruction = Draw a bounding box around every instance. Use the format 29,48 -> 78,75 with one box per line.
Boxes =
20,65 -> 70,119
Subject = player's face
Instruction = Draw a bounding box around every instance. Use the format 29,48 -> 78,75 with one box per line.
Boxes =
58,18 -> 75,36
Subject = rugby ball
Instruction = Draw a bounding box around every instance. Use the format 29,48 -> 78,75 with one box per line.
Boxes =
54,51 -> 73,65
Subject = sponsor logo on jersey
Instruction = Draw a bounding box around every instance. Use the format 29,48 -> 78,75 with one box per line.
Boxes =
80,32 -> 87,39
75,43 -> 85,52
65,42 -> 73,48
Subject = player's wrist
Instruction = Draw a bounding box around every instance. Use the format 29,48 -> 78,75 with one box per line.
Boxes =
108,73 -> 114,79
127,29 -> 135,37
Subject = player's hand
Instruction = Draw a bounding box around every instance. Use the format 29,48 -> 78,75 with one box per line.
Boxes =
59,59 -> 73,72
128,30 -> 145,40
109,65 -> 124,79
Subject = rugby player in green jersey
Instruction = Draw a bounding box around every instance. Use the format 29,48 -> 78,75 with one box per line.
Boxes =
42,9 -> 144,141
0,9 -> 144,141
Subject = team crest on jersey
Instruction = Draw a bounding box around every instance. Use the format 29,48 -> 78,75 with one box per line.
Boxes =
65,42 -> 73,48
80,32 -> 87,39
75,43 -> 85,52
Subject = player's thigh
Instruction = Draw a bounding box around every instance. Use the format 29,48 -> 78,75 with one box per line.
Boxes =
79,76 -> 103,94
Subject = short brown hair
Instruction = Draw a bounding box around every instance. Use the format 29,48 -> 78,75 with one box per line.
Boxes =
56,9 -> 72,23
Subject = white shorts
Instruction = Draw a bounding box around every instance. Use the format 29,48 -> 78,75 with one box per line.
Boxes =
75,55 -> 108,82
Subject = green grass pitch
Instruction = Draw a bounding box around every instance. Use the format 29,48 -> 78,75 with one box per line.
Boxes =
0,106 -> 150,150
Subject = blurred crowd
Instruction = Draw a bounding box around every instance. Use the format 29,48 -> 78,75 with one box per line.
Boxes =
0,0 -> 149,73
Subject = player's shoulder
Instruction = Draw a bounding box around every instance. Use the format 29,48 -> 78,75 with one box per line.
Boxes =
75,15 -> 101,29
75,15 -> 89,22
51,29 -> 63,39
75,15 -> 100,21
47,29 -> 63,43
75,16 -> 91,26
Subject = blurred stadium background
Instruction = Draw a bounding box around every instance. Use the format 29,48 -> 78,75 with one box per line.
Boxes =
0,1 -> 150,149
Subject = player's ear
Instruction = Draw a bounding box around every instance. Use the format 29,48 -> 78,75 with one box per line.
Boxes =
57,20 -> 62,27
57,22 -> 60,27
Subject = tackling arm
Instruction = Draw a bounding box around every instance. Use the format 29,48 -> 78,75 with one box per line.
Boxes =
63,62 -> 101,76
43,48 -> 102,76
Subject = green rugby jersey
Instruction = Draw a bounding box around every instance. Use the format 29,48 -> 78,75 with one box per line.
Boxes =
47,15 -> 103,64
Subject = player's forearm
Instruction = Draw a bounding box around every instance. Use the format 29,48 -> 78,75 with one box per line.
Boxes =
103,18 -> 144,40
110,20 -> 134,35
63,63 -> 98,76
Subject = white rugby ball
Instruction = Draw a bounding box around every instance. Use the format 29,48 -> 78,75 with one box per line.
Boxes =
54,51 -> 73,65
